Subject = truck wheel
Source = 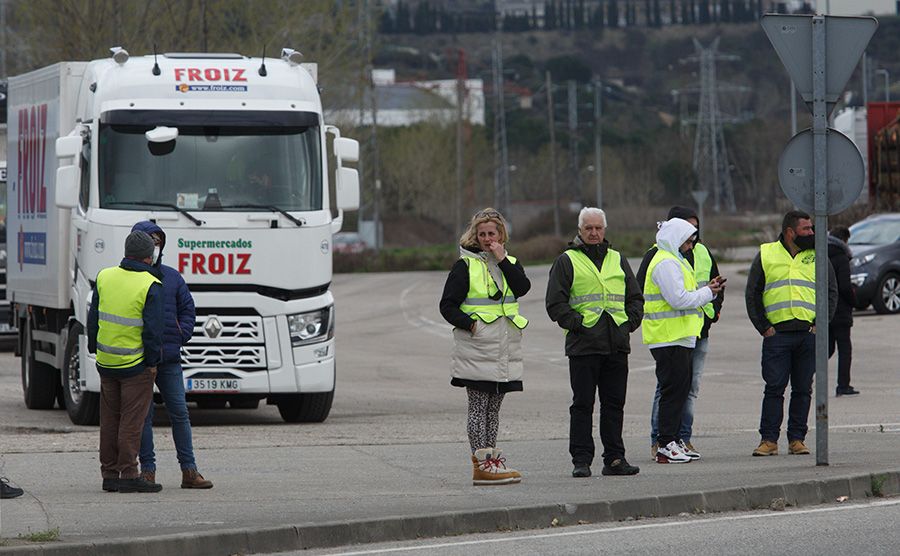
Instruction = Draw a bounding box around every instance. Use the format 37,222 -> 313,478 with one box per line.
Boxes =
62,322 -> 100,425
276,390 -> 334,423
872,272 -> 900,315
21,317 -> 59,410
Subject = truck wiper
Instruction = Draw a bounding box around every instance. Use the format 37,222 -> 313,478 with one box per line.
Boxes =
106,201 -> 203,226
217,204 -> 305,227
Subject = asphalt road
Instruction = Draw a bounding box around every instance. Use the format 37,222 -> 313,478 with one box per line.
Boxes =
296,496 -> 900,556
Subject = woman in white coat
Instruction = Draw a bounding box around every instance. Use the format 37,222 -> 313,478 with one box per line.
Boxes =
439,208 -> 530,485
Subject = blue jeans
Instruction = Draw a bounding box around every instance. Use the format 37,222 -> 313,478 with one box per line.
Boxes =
139,362 -> 197,471
650,337 -> 709,445
758,330 -> 815,442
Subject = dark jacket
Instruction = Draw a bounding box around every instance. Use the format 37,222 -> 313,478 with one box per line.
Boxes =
635,242 -> 724,339
87,258 -> 164,378
827,235 -> 855,327
132,221 -> 196,364
545,237 -> 643,357
744,235 -> 838,335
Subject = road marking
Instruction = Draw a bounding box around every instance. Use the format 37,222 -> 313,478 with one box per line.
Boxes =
399,282 -> 451,338
739,422 -> 900,433
329,498 -> 900,555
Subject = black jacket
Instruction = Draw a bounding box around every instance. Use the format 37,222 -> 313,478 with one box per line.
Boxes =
635,242 -> 724,339
545,237 -> 644,356
827,235 -> 855,327
88,258 -> 164,378
744,236 -> 838,335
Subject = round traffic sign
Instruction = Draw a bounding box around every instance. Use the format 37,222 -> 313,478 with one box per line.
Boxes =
777,128 -> 865,215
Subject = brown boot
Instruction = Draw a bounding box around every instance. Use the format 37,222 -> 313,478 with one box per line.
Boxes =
181,469 -> 213,489
472,448 -> 520,485
140,470 -> 156,484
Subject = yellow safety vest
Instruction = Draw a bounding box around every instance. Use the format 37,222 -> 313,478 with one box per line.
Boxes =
642,250 -> 704,344
95,266 -> 160,369
693,242 -> 716,319
565,248 -> 628,328
459,255 -> 528,329
760,241 -> 816,324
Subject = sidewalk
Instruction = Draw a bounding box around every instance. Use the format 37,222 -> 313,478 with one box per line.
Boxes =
1,430 -> 898,555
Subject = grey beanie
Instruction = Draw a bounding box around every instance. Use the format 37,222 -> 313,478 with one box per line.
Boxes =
124,231 -> 155,260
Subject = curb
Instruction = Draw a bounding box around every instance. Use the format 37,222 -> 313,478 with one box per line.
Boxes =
2,470 -> 898,555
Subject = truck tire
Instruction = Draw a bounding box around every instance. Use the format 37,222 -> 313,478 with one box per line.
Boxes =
872,272 -> 900,315
62,322 -> 100,426
21,317 -> 59,410
276,390 -> 334,423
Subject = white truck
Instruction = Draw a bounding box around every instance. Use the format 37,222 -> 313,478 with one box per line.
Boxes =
6,48 -> 359,425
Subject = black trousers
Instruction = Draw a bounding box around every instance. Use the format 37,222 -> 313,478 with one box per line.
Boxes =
828,325 -> 853,389
568,352 -> 629,467
651,346 -> 694,447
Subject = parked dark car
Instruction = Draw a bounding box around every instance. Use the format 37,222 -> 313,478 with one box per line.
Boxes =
848,213 -> 900,314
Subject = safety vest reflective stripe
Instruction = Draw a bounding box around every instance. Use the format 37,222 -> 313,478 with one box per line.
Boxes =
458,255 -> 528,329
760,241 -> 816,324
98,311 -> 144,327
642,249 -> 704,344
565,248 -> 628,327
96,342 -> 144,356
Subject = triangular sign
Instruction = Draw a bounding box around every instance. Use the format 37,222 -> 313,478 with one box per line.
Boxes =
761,14 -> 877,115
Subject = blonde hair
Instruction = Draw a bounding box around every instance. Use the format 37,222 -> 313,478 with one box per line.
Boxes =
459,207 -> 509,249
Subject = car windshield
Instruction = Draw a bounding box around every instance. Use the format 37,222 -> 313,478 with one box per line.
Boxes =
99,110 -> 322,211
849,218 -> 900,245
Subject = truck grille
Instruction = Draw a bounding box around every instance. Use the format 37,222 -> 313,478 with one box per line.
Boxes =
182,315 -> 266,369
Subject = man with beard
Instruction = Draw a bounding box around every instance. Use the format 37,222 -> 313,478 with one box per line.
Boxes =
745,210 -> 836,457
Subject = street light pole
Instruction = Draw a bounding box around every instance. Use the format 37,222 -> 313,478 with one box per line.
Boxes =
876,68 -> 890,102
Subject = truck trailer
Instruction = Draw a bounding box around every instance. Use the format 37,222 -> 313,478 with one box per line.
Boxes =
6,48 -> 359,425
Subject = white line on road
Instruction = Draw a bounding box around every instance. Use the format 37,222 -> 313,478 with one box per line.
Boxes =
329,498 -> 900,555
738,423 -> 900,433
400,282 -> 451,338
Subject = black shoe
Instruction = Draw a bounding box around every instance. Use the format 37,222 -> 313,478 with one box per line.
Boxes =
102,478 -> 119,492
572,465 -> 592,478
836,386 -> 860,396
602,458 -> 641,476
1,477 -> 24,499
118,477 -> 163,493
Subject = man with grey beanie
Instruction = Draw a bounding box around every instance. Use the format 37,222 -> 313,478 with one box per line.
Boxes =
88,230 -> 165,493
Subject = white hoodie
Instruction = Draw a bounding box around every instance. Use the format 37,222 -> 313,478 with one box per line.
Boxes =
648,218 -> 714,349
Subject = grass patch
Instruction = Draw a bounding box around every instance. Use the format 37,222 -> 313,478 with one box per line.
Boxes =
871,474 -> 887,498
18,528 -> 60,543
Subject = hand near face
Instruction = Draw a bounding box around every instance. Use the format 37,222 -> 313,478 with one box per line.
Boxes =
487,240 -> 506,260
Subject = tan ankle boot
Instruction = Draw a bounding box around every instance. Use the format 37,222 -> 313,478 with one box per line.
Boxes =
490,448 -> 522,481
472,448 -> 520,485
181,469 -> 213,489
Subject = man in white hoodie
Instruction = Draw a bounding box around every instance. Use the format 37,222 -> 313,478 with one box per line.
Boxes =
642,218 -> 725,463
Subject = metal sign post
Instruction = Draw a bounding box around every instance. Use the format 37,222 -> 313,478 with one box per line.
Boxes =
762,13 -> 877,467
811,15 -> 829,466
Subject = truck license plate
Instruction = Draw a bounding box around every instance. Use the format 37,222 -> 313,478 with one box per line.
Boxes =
186,378 -> 240,392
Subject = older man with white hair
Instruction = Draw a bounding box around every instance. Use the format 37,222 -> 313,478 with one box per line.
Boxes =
546,207 -> 644,478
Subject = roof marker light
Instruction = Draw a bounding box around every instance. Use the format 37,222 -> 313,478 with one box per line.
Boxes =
281,48 -> 303,66
110,46 -> 129,65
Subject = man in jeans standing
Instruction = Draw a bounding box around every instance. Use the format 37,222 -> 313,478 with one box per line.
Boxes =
133,221 -> 213,489
88,231 -> 164,493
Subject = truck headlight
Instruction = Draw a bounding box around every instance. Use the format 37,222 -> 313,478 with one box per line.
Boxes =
287,307 -> 333,346
849,273 -> 868,287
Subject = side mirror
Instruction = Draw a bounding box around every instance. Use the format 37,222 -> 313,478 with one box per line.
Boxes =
333,137 -> 359,163
56,165 -> 80,208
56,135 -> 82,159
336,167 -> 359,211
146,126 -> 179,143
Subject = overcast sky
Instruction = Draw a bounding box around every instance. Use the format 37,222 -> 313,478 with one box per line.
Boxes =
814,0 -> 895,15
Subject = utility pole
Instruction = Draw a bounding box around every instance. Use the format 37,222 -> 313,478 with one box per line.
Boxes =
367,0 -> 382,251
862,52 -> 868,106
0,0 -> 6,79
455,49 -> 466,239
593,78 -> 603,209
546,71 -> 561,236
567,79 -> 579,204
492,29 -> 510,216
791,80 -> 797,136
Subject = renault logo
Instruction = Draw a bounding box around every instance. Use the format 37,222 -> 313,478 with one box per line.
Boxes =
204,316 -> 223,339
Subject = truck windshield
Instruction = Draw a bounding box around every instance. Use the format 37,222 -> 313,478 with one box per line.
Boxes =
99,110 -> 322,212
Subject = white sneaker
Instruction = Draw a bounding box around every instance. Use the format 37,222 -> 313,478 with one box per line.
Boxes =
678,439 -> 701,460
656,441 -> 692,464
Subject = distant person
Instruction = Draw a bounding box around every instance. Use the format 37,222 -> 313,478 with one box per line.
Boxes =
87,231 -> 164,493
642,218 -> 724,464
546,207 -> 644,478
0,477 -> 24,499
439,208 -> 529,485
132,222 -> 213,489
828,226 -> 858,396
746,210 -> 837,457
637,206 -> 724,461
